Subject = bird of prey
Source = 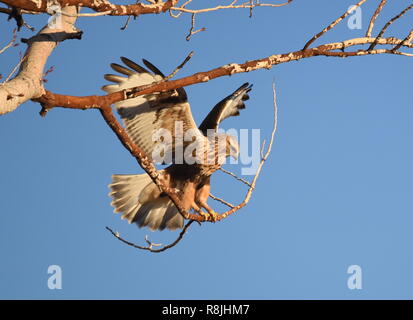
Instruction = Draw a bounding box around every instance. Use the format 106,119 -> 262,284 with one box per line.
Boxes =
103,57 -> 252,231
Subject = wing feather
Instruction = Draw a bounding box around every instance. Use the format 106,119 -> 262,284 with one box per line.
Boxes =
142,58 -> 165,77
198,83 -> 252,134
102,57 -> 204,163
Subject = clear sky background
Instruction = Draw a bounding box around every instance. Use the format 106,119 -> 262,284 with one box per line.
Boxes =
1,1 -> 412,299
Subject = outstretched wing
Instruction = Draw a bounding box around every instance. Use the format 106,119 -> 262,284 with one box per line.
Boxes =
198,83 -> 252,135
102,57 -> 205,163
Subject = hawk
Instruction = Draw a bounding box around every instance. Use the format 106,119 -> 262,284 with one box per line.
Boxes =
103,57 -> 252,231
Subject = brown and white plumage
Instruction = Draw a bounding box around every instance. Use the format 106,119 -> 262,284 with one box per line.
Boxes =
102,57 -> 203,164
105,57 -> 252,231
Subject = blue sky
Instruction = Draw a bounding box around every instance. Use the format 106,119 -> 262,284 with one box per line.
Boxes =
1,1 -> 412,299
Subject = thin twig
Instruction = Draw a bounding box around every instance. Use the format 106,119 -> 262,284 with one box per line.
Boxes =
165,51 -> 194,80
1,53 -> 27,84
218,82 -> 278,220
368,3 -> 413,51
171,0 -> 292,14
392,29 -> 413,52
186,13 -> 206,41
0,29 -> 17,54
120,15 -> 133,30
303,0 -> 368,50
169,0 -> 192,18
260,139 -> 267,160
249,0 -> 254,18
366,0 -> 388,38
219,167 -> 252,188
209,193 -> 235,208
105,220 -> 194,252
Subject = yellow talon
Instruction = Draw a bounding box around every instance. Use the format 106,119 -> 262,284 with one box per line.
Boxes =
198,211 -> 209,221
207,210 -> 219,222
197,210 -> 219,222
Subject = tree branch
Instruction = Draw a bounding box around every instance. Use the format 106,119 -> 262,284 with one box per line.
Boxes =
33,36 -> 413,114
0,5 -> 80,115
366,0 -> 387,38
0,28 -> 17,54
105,220 -> 194,253
214,82 -> 278,221
0,0 -> 179,16
303,0 -> 368,50
170,0 -> 293,14
368,3 -> 413,51
209,193 -> 235,209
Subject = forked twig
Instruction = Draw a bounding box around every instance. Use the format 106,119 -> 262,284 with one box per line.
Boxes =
392,29 -> 413,52
186,13 -> 206,41
368,3 -> 413,51
303,0 -> 368,50
106,220 -> 194,252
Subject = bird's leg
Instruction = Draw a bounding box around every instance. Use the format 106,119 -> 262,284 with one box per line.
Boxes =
191,202 -> 215,222
197,200 -> 219,222
193,180 -> 219,222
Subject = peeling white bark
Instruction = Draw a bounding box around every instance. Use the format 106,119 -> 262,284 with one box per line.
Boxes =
0,6 -> 78,115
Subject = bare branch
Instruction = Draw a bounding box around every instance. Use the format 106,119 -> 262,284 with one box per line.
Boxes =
170,0 -> 292,39
392,29 -> 413,52
0,0 -> 179,16
171,0 -> 293,14
1,52 -> 27,84
120,15 -> 133,30
366,0 -> 387,38
217,81 -> 278,221
34,36 -> 413,113
0,6 -> 80,115
186,13 -> 205,41
303,0 -> 368,50
105,220 -> 194,252
219,168 -> 252,188
368,3 -> 413,51
165,51 -> 194,80
0,28 -> 17,54
209,194 -> 235,208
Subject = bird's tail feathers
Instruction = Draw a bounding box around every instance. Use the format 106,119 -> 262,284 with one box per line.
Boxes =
109,173 -> 183,231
